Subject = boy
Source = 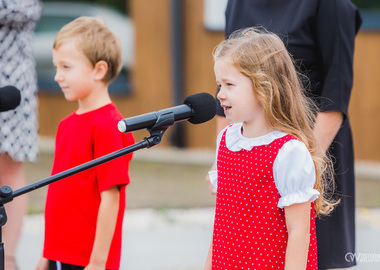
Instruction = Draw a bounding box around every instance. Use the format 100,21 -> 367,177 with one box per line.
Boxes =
36,17 -> 134,270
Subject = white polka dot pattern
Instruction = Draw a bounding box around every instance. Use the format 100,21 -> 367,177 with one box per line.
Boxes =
212,130 -> 318,269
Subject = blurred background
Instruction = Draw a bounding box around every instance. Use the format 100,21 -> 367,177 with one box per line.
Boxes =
35,0 -> 380,154
32,0 -> 380,206
18,0 -> 380,269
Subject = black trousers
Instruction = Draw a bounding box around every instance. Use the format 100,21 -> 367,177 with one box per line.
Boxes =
48,261 -> 84,270
48,260 -> 118,270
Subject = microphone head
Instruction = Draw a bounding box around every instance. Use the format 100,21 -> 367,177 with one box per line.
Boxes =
183,93 -> 216,124
0,86 -> 21,112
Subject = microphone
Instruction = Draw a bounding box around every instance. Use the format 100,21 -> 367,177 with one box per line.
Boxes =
118,92 -> 216,133
0,86 -> 21,112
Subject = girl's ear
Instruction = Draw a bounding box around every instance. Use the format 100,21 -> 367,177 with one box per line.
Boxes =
93,60 -> 108,81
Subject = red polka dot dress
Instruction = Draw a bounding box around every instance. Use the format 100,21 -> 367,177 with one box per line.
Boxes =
210,124 -> 318,269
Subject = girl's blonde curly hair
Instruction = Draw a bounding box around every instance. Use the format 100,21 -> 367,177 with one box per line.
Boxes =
213,27 -> 338,216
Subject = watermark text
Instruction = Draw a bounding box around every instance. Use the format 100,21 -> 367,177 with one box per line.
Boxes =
345,252 -> 380,263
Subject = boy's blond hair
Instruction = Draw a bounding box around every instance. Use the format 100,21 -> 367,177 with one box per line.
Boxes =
53,16 -> 122,84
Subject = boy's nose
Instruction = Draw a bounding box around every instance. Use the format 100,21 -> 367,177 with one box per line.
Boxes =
54,71 -> 62,82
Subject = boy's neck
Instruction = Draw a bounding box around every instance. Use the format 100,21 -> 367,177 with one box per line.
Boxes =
76,86 -> 112,114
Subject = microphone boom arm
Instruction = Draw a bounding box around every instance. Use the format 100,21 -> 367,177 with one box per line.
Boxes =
0,112 -> 175,270
145,111 -> 175,147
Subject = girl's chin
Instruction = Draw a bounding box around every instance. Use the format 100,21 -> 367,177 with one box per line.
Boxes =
225,117 -> 236,124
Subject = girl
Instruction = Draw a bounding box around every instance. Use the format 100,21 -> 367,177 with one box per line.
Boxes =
205,27 -> 336,270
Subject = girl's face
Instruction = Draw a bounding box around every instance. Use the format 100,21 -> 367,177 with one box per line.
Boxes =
215,59 -> 265,132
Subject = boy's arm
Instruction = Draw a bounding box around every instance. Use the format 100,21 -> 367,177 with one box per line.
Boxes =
35,257 -> 49,270
86,185 -> 120,269
284,201 -> 311,270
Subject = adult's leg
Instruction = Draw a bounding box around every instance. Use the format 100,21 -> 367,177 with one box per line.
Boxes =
0,153 -> 28,270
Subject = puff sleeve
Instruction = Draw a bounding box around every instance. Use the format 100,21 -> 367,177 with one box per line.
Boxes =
273,140 -> 320,208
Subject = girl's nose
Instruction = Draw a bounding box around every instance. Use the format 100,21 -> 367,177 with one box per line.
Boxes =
217,87 -> 225,101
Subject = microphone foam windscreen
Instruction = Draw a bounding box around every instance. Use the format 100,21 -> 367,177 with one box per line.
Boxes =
0,86 -> 21,112
184,93 -> 217,124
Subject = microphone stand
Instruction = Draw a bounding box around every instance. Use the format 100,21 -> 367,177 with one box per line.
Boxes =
0,112 -> 175,270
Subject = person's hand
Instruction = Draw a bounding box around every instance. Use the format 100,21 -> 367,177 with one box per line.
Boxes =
206,173 -> 216,195
35,257 -> 48,270
206,163 -> 217,195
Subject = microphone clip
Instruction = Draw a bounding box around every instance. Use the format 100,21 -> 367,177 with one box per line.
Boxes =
144,112 -> 175,148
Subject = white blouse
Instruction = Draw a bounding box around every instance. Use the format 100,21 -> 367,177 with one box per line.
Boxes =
209,123 -> 319,208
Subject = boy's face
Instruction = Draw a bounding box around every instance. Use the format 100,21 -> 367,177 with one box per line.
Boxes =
52,41 -> 96,103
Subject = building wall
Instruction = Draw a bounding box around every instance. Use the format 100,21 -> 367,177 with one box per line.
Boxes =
39,0 -> 175,146
350,31 -> 380,161
37,0 -> 380,162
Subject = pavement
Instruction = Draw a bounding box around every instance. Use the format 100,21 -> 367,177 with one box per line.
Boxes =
15,207 -> 380,270
12,141 -> 380,269
16,208 -> 213,270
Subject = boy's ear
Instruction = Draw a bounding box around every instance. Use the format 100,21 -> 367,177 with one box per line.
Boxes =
93,60 -> 108,81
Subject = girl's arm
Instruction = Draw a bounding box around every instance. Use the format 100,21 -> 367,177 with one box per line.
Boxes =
206,115 -> 228,194
85,185 -> 120,270
284,201 -> 311,270
204,237 -> 213,270
206,162 -> 217,194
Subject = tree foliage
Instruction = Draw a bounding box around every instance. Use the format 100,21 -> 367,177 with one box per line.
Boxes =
44,0 -> 380,13
352,0 -> 380,9
44,0 -> 129,14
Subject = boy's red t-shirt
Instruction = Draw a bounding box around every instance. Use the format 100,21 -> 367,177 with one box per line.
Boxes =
43,103 -> 135,269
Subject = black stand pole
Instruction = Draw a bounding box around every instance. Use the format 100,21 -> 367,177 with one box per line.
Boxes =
0,111 -> 175,270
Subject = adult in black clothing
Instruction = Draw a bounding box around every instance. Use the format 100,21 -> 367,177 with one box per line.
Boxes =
212,0 -> 362,269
